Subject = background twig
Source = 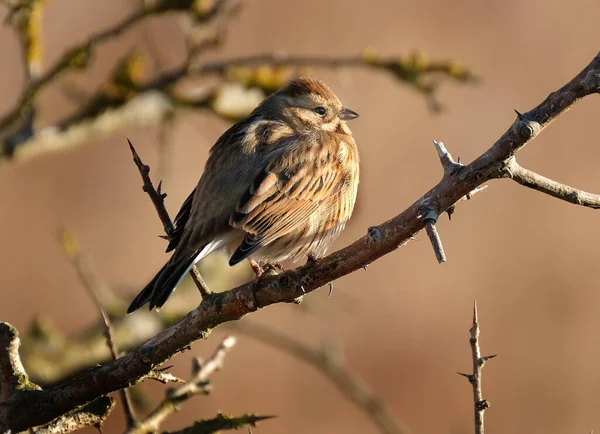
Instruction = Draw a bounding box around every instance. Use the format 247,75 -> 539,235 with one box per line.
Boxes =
226,321 -> 411,434
58,228 -> 138,429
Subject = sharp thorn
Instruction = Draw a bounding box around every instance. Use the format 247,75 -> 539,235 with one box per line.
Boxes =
514,109 -> 524,119
158,235 -> 169,240
457,372 -> 472,379
327,282 -> 333,298
473,301 -> 479,324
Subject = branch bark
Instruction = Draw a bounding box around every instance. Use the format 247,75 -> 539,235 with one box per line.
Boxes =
34,397 -> 115,434
1,51 -> 599,432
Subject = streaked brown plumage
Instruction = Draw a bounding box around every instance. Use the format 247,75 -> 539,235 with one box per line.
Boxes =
127,77 -> 360,313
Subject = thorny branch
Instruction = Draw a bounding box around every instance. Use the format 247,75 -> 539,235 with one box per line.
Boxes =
1,50 -> 598,432
457,303 -> 496,434
128,140 -> 213,299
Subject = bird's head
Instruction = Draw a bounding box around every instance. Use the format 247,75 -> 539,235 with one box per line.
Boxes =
261,76 -> 358,133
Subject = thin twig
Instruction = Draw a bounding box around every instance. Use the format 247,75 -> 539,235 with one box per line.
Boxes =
457,303 -> 496,434
508,158 -> 600,208
226,321 -> 411,434
127,336 -> 237,434
57,229 -> 138,429
128,139 -> 213,298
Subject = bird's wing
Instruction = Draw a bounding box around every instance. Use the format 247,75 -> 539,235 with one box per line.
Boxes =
228,141 -> 345,264
165,189 -> 195,252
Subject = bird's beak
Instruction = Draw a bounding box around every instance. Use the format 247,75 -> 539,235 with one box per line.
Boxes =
339,107 -> 359,121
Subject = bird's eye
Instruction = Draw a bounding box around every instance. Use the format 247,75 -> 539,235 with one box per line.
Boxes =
314,106 -> 327,116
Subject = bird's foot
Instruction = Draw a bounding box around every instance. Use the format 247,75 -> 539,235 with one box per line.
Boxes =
306,254 -> 319,265
248,258 -> 264,277
248,260 -> 283,278
263,262 -> 284,274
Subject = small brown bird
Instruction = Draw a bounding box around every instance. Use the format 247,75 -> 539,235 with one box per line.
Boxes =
127,77 -> 360,313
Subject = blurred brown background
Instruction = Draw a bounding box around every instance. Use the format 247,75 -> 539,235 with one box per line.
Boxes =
1,0 -> 600,432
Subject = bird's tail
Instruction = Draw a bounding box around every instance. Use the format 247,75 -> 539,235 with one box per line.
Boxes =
127,249 -> 199,314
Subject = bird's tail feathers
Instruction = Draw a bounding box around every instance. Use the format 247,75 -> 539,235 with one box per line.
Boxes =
127,249 -> 201,314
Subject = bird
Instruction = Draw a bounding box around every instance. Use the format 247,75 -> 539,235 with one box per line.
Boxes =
127,76 -> 360,314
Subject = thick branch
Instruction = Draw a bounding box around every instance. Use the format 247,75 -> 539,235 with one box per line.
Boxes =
2,51 -> 599,433
507,158 -> 600,208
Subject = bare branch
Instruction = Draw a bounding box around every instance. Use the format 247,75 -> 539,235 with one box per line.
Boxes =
128,336 -> 237,434
2,50 -> 599,434
227,321 -> 411,434
58,228 -> 138,429
457,303 -> 496,434
508,158 -> 600,209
